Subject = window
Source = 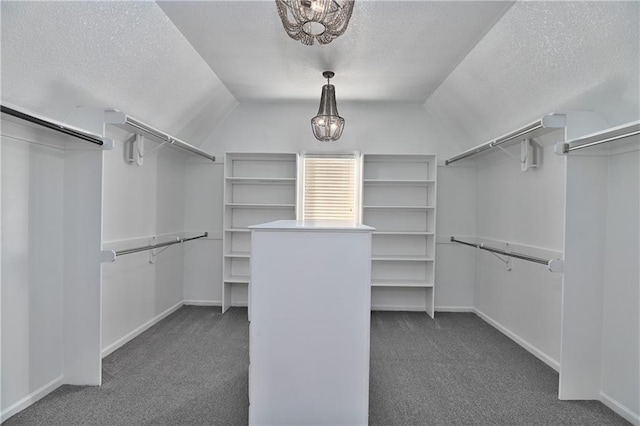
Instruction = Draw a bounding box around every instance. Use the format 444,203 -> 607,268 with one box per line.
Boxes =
298,153 -> 362,223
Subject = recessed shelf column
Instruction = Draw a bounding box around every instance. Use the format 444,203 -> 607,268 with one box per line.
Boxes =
362,154 -> 437,317
222,152 -> 298,312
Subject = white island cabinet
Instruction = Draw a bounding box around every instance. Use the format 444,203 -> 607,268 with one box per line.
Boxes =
249,220 -> 374,426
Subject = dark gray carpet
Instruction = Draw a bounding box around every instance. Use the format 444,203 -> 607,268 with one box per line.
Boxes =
4,307 -> 628,425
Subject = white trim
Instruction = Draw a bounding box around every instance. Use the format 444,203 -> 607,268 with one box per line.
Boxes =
230,302 -> 249,308
473,307 -> 560,372
435,306 -> 474,313
600,391 -> 640,425
371,304 -> 426,312
101,301 -> 183,358
1,375 -> 64,422
183,300 -> 222,307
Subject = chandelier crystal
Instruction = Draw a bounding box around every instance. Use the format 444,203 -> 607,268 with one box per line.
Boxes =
311,71 -> 345,142
275,0 -> 355,45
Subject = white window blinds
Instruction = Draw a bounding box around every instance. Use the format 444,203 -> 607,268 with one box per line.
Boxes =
301,154 -> 359,222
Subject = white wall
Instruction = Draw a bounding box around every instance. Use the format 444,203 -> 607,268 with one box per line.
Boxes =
183,161 -> 224,304
1,125 -> 65,413
601,147 -> 639,419
101,131 -> 158,351
559,136 -> 639,422
471,136 -> 565,368
154,149 -> 188,313
182,101 -> 477,309
100,133 -> 188,354
1,119 -> 104,418
434,165 -> 477,310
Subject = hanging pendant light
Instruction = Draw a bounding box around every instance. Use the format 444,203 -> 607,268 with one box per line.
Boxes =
275,0 -> 355,46
311,71 -> 345,142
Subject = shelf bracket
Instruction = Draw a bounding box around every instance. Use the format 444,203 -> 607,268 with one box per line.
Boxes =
495,144 -> 516,159
125,134 -> 168,166
520,138 -> 538,172
149,236 -> 180,263
482,242 -> 512,271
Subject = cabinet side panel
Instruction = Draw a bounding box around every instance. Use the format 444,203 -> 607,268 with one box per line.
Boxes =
250,229 -> 371,425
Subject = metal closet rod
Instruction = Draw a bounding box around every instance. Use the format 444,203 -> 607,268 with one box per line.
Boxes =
445,122 -> 544,165
116,232 -> 208,257
124,116 -> 215,161
1,104 -> 104,146
561,129 -> 640,153
450,237 -> 550,265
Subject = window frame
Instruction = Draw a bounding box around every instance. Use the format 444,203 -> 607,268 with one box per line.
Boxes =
296,151 -> 363,224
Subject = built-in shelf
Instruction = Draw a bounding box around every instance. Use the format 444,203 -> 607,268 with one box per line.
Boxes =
363,179 -> 434,186
222,152 -> 298,313
224,251 -> 250,258
371,279 -> 434,288
372,255 -> 434,262
445,113 -> 566,165
225,177 -> 296,185
555,120 -> 640,155
363,154 -> 437,317
363,205 -> 434,211
227,203 -> 295,209
224,275 -> 250,284
67,107 -> 215,161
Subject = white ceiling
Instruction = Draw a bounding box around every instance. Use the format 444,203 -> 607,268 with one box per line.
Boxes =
158,1 -> 513,103
0,1 -> 236,136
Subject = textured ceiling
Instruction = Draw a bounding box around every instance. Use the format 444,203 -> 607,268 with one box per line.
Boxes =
426,0 -> 640,150
4,1 -> 634,151
0,1 -> 237,138
158,1 -> 513,102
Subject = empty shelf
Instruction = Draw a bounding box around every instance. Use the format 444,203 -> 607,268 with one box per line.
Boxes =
372,255 -> 433,262
224,275 -> 250,284
226,203 -> 295,209
363,179 -> 434,186
224,251 -> 250,258
226,177 -> 296,185
363,205 -> 434,211
371,279 -> 433,288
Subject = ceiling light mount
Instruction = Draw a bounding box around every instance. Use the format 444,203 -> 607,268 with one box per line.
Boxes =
311,71 -> 345,142
322,71 -> 335,80
275,0 -> 355,46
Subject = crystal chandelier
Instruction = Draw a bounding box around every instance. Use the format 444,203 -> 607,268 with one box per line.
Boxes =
275,0 -> 355,46
311,71 -> 345,142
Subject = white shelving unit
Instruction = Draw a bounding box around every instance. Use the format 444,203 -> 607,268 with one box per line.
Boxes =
362,154 -> 437,317
222,152 -> 298,312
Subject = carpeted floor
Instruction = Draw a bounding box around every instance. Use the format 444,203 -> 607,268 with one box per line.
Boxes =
4,306 -> 628,425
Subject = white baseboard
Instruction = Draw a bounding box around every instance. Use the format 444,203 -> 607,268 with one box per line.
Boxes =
230,302 -> 248,307
101,301 -> 183,358
1,375 -> 64,422
371,304 -> 426,312
473,308 -> 560,372
600,391 -> 640,425
436,306 -> 474,312
183,300 -> 222,306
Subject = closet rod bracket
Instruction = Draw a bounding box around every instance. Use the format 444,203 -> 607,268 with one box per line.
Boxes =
101,249 -> 116,263
149,236 -> 180,263
481,242 -> 512,271
547,258 -> 563,273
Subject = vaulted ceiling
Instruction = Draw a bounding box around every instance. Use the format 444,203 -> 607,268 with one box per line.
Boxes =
158,1 -> 513,102
1,1 -> 638,150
